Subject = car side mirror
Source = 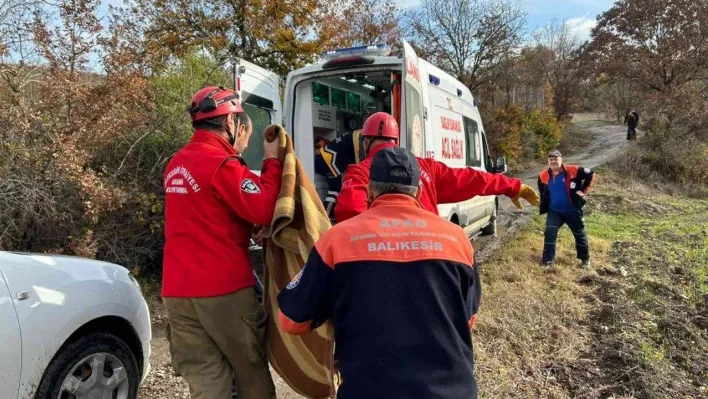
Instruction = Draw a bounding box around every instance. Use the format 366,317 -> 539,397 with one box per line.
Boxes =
494,156 -> 507,174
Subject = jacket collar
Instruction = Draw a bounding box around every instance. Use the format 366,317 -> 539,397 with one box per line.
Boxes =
548,164 -> 567,176
370,193 -> 423,210
365,142 -> 398,160
191,129 -> 237,156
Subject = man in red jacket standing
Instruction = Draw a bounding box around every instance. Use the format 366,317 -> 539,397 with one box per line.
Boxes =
334,112 -> 540,223
162,86 -> 280,399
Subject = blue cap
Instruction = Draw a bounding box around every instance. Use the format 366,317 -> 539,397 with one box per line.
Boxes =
369,147 -> 420,187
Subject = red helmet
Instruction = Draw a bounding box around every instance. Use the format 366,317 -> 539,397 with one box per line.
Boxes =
361,112 -> 399,140
189,86 -> 243,122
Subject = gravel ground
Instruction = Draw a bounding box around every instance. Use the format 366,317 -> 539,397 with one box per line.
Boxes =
138,122 -> 627,398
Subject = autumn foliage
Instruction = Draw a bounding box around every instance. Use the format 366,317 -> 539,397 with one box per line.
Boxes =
1,0 -> 153,261
582,0 -> 708,190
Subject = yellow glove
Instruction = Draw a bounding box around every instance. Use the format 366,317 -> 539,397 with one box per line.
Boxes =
511,184 -> 540,209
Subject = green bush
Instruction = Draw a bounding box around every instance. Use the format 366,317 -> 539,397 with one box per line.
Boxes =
484,105 -> 562,164
90,51 -> 234,275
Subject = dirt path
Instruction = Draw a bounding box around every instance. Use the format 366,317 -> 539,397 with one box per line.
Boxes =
138,121 -> 628,399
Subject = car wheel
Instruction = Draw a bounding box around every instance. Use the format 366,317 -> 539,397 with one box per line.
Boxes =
481,203 -> 497,237
35,332 -> 140,399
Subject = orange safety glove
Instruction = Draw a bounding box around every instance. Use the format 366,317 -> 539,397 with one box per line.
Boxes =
511,184 -> 540,209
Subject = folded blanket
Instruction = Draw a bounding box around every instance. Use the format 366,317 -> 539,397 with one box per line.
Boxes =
262,124 -> 335,399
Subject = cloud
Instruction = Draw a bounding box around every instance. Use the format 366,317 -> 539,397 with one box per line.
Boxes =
565,16 -> 596,43
395,0 -> 420,9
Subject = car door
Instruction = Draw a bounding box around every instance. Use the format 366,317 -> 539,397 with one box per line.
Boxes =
229,57 -> 283,176
0,266 -> 21,399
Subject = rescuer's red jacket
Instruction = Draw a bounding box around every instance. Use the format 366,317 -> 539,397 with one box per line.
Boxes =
162,130 -> 282,297
334,143 -> 522,223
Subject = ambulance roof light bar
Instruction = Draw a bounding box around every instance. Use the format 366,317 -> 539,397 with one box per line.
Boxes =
322,44 -> 391,60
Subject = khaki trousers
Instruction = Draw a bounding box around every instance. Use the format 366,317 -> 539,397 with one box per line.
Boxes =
164,288 -> 276,399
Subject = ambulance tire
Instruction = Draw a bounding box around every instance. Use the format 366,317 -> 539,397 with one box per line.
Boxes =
481,202 -> 498,237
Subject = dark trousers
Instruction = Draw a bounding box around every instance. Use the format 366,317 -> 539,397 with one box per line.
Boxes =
543,209 -> 590,263
627,125 -> 637,140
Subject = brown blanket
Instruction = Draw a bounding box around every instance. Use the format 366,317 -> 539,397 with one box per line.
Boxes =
262,124 -> 335,399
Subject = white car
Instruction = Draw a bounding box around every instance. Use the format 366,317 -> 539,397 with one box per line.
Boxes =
0,251 -> 151,399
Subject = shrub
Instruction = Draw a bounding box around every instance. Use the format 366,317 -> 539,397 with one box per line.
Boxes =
611,87 -> 708,192
484,105 -> 562,165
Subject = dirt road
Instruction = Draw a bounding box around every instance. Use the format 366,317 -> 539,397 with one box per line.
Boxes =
138,121 -> 628,399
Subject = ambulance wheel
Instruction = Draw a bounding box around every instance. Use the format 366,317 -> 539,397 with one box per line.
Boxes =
481,203 -> 497,237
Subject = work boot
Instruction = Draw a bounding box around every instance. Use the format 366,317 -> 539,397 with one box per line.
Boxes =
541,261 -> 554,271
580,259 -> 591,269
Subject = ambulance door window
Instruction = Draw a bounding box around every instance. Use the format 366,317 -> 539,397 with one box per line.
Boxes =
463,116 -> 481,167
312,82 -> 330,106
481,132 -> 494,172
331,88 -> 346,109
347,92 -> 361,112
240,103 -> 272,169
405,83 -> 425,157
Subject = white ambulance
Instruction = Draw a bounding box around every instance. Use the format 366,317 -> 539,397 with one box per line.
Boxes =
232,40 -> 508,237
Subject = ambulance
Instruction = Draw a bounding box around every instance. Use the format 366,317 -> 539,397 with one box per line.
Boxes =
232,40 -> 508,237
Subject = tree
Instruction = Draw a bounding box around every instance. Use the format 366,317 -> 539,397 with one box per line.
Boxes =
596,76 -> 637,121
322,0 -> 406,49
582,0 -> 708,93
409,0 -> 526,92
535,19 -> 583,120
134,0 -> 333,77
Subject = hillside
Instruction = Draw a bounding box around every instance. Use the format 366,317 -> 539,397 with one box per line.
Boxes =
474,166 -> 708,398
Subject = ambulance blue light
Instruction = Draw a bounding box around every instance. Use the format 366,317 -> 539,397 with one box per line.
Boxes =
323,44 -> 390,59
429,74 -> 440,85
457,89 -> 463,97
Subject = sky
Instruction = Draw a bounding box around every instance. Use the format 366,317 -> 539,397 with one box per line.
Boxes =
95,0 -> 617,44
397,0 -> 617,44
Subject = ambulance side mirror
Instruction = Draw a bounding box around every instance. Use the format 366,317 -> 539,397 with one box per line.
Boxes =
494,156 -> 507,174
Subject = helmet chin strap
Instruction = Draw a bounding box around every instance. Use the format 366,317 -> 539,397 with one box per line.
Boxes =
225,126 -> 236,146
226,118 -> 239,147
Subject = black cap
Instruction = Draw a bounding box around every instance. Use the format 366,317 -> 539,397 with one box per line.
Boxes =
369,147 -> 421,186
548,150 -> 562,158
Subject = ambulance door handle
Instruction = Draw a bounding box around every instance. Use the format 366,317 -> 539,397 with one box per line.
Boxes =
423,107 -> 428,120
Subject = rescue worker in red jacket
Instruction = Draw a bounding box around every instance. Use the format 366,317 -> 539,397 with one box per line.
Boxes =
278,146 -> 482,399
334,112 -> 540,223
162,86 -> 279,399
538,150 -> 595,270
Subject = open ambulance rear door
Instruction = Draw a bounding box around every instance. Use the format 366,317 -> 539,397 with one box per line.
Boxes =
229,57 -> 282,174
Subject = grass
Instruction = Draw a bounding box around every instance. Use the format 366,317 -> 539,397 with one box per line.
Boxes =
474,166 -> 708,399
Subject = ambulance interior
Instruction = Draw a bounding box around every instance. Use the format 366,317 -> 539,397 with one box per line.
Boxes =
296,71 -> 399,203
307,71 -> 396,143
